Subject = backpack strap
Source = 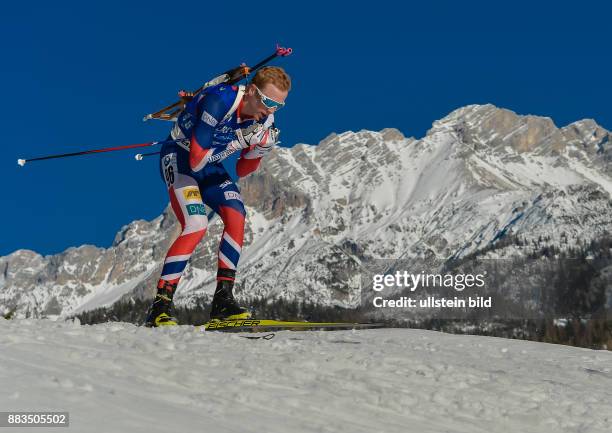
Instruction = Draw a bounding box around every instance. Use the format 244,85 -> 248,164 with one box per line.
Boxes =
222,85 -> 245,123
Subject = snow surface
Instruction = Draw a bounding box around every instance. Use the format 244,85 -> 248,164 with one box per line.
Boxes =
1,319 -> 611,433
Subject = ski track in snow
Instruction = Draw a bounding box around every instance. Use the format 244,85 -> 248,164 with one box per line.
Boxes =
1,319 -> 611,433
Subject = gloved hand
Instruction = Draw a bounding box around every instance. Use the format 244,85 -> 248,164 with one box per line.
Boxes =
261,127 -> 280,147
235,123 -> 268,149
242,127 -> 280,159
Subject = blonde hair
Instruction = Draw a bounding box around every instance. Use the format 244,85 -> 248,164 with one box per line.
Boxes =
252,66 -> 291,92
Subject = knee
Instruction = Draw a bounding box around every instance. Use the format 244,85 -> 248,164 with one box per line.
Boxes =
234,202 -> 246,217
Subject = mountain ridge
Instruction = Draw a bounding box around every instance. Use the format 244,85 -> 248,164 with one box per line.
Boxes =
1,104 -> 610,318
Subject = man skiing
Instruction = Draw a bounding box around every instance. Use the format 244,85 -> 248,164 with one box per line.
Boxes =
145,66 -> 291,327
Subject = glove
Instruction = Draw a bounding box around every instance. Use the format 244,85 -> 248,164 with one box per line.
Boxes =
235,123 -> 268,149
263,127 -> 280,147
242,127 -> 280,159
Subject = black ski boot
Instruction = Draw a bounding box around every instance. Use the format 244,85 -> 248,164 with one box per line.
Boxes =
145,280 -> 178,327
209,270 -> 251,321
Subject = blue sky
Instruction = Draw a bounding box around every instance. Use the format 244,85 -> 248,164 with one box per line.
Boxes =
1,0 -> 610,256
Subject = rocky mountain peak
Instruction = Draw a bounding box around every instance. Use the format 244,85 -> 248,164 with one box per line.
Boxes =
430,104 -> 566,154
561,119 -> 610,151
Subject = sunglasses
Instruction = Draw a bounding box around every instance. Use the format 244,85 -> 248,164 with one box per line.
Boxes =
254,85 -> 285,110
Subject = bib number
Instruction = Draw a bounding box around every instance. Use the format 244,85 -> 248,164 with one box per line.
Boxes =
162,153 -> 178,188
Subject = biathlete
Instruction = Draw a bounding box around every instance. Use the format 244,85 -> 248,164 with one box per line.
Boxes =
145,66 -> 291,327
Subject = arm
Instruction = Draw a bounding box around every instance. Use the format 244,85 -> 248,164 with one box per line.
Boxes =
236,146 -> 263,178
189,92 -> 228,171
189,93 -> 271,172
236,127 -> 279,178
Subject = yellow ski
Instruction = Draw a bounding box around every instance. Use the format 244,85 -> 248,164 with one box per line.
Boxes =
201,319 -> 383,332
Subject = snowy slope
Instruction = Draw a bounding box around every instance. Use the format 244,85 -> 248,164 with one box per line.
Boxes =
1,104 -> 611,317
1,318 -> 611,433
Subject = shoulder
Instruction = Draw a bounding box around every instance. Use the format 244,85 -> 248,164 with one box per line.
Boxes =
196,84 -> 242,120
192,85 -> 231,121
203,84 -> 239,106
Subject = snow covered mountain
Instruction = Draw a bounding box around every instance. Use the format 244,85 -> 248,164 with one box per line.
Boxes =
1,104 -> 611,318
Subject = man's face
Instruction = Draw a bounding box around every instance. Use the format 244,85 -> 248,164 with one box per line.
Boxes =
243,83 -> 289,121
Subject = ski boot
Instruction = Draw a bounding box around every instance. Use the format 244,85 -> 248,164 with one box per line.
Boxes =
145,280 -> 179,327
209,270 -> 251,321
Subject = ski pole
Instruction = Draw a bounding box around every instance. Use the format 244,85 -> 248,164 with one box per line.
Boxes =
17,138 -> 185,166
